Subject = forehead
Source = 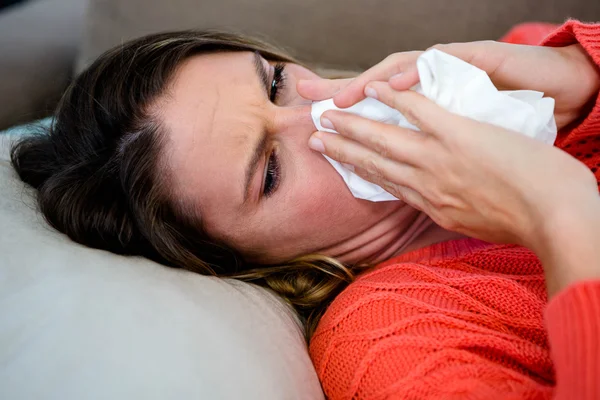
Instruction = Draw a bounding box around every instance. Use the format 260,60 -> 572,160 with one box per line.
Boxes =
156,51 -> 265,218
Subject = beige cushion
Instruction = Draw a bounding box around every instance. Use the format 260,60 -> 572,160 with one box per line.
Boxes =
0,132 -> 324,399
77,0 -> 600,73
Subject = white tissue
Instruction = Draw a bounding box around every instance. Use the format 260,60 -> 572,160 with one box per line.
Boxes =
311,48 -> 557,202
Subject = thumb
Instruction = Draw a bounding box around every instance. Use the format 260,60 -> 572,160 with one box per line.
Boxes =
297,78 -> 353,101
429,41 -> 510,85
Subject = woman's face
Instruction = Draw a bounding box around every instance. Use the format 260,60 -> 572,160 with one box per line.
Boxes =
158,51 -> 418,264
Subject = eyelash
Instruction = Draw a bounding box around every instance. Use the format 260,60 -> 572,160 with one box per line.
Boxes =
263,150 -> 281,197
269,63 -> 286,103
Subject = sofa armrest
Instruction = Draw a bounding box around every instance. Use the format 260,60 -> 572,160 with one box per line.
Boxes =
0,0 -> 88,130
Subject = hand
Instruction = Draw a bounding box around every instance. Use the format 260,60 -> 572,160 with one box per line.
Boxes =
308,83 -> 599,249
297,50 -> 422,105
298,41 -> 600,130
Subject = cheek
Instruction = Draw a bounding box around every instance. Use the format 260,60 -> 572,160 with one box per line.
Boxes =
288,149 -> 362,226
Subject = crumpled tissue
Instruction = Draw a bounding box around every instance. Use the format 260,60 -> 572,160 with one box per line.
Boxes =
311,48 -> 557,202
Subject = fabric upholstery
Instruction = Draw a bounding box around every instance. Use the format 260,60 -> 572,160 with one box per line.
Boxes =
77,0 -> 600,73
0,126 -> 324,400
0,0 -> 88,130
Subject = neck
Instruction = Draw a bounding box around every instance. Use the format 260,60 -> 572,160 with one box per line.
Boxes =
395,214 -> 467,257
332,208 -> 466,266
366,212 -> 466,265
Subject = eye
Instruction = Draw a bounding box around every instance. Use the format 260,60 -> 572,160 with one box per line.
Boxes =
263,150 -> 281,197
269,63 -> 286,103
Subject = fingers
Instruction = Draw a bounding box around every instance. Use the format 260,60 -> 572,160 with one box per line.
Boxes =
429,42 -> 491,67
429,41 -> 521,88
297,78 -> 353,101
388,67 -> 420,91
363,81 -> 464,137
333,51 -> 422,108
388,184 -> 429,212
353,166 -> 429,211
320,110 -> 428,167
309,129 -> 420,191
302,42 -> 514,107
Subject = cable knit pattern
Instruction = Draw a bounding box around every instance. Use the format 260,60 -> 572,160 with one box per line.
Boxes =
310,21 -> 600,400
542,20 -> 600,188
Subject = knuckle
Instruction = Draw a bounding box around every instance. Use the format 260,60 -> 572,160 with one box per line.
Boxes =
369,134 -> 391,158
362,156 -> 384,178
330,146 -> 348,164
384,52 -> 401,63
381,180 -> 403,197
426,188 -> 449,209
440,217 -> 461,232
428,196 -> 444,210
400,102 -> 423,127
428,204 -> 461,230
429,43 -> 451,52
431,42 -> 460,51
380,53 -> 406,73
399,95 -> 440,134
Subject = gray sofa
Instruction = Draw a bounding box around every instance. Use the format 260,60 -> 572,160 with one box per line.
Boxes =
1,0 -> 600,130
1,1 -> 599,399
0,0 -> 87,130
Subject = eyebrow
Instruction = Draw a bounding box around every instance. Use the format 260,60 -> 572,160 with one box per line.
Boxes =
253,51 -> 270,96
242,53 -> 271,203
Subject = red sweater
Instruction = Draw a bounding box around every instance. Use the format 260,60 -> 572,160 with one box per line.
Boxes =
310,21 -> 600,400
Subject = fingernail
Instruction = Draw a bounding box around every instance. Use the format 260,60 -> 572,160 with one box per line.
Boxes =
364,86 -> 378,99
308,135 -> 325,153
389,73 -> 403,83
320,117 -> 334,130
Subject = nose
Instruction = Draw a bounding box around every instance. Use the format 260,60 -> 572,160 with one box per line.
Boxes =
270,104 -> 316,137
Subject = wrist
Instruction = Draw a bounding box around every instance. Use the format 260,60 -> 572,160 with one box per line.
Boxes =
515,148 -> 598,251
531,194 -> 600,297
561,43 -> 600,103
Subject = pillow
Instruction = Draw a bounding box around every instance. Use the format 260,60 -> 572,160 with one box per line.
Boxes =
0,123 -> 324,399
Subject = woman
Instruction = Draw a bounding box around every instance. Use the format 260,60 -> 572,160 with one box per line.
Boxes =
10,18 -> 599,399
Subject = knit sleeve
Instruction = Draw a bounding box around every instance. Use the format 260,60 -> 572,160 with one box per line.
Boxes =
544,281 -> 600,400
541,21 -> 600,183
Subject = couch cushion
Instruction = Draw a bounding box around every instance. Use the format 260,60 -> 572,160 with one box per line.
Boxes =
0,124 -> 324,399
77,0 -> 600,73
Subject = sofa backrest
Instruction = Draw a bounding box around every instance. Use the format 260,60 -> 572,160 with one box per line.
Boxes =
77,0 -> 600,72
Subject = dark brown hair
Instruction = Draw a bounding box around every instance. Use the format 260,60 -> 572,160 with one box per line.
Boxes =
10,31 -> 359,338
